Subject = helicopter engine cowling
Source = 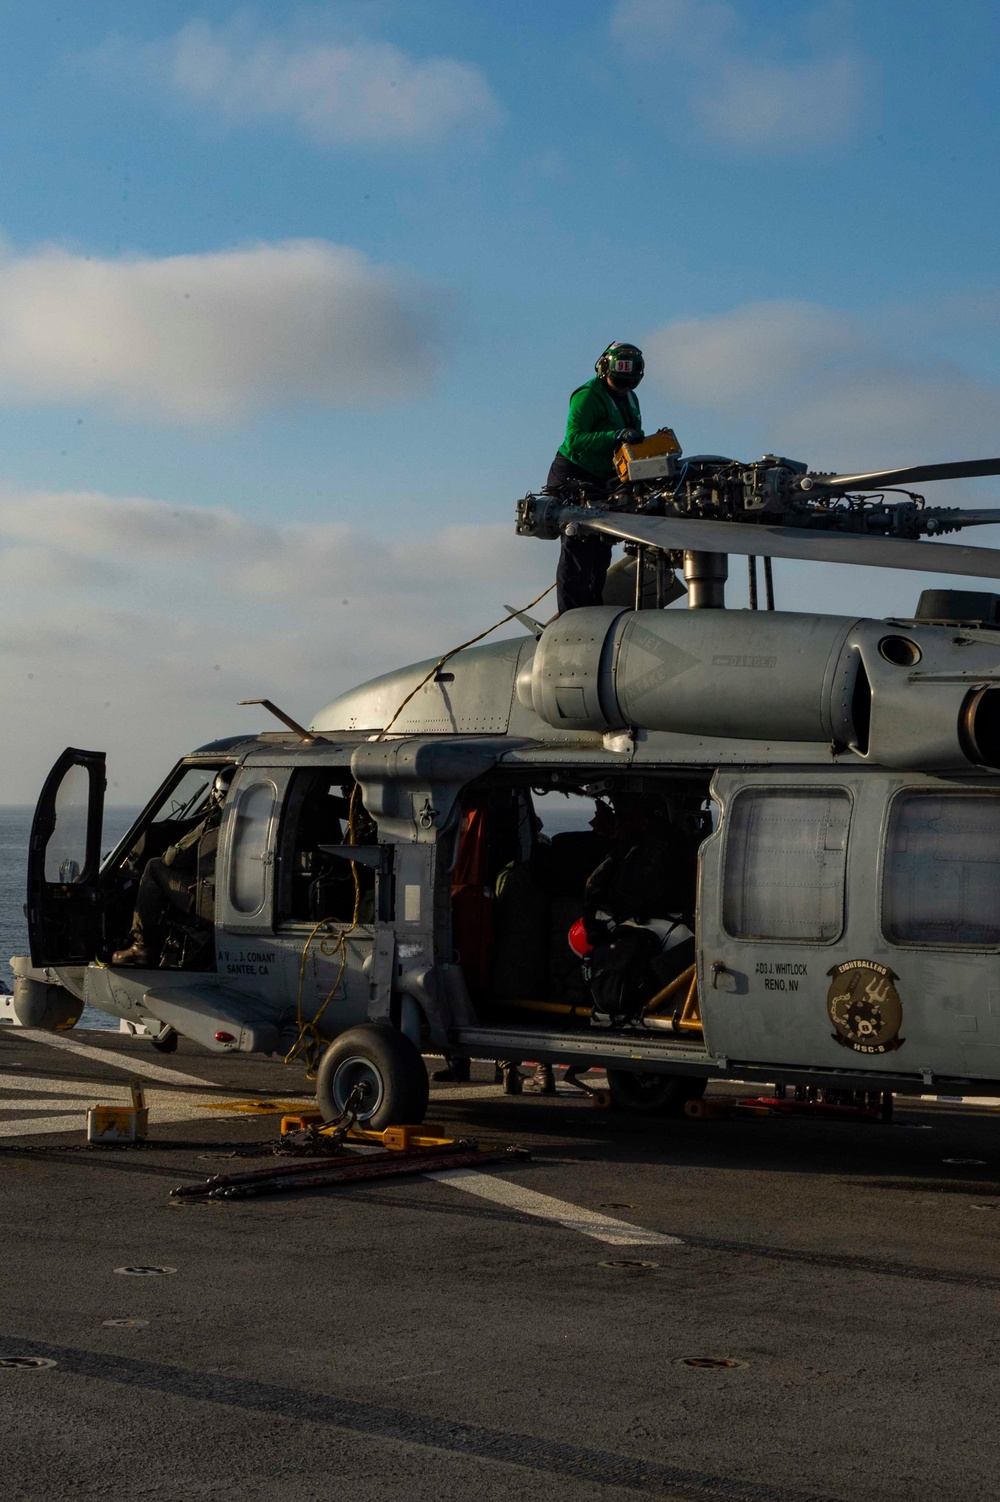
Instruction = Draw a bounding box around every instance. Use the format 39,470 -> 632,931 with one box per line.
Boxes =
518,607 -> 861,746
516,606 -> 1000,769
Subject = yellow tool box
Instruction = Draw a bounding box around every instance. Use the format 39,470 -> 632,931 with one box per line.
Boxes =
614,427 -> 682,483
87,1079 -> 149,1144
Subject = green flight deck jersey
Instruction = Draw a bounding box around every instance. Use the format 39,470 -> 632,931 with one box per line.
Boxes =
557,376 -> 642,479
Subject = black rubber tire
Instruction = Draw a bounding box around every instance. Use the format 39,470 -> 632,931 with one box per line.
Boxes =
605,1069 -> 707,1117
316,1023 -> 429,1131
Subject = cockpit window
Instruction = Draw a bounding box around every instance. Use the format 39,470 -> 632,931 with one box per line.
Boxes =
43,762 -> 94,884
149,766 -> 218,824
883,791 -> 1000,947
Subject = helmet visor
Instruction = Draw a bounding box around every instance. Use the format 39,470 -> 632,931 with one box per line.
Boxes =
599,345 -> 644,388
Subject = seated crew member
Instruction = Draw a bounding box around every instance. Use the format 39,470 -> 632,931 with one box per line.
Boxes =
111,767 -> 236,967
581,794 -> 695,1026
548,342 -> 645,614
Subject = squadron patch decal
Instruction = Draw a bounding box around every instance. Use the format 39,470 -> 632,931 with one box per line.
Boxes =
826,959 -> 904,1055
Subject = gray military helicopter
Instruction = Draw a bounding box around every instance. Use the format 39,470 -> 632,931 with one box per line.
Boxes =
18,443 -> 1000,1127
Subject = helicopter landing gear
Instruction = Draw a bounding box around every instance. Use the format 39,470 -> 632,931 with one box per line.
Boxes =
605,1069 -> 707,1117
150,1025 -> 178,1054
316,1023 -> 430,1131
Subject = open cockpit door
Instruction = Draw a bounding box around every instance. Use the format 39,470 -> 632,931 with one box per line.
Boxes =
27,748 -> 106,966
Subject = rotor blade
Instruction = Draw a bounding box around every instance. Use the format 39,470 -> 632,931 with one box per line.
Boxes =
925,508 -> 1000,529
807,458 -> 1000,492
503,603 -> 546,634
582,510 -> 1000,580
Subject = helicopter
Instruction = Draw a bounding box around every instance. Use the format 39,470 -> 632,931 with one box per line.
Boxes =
16,439 -> 1000,1128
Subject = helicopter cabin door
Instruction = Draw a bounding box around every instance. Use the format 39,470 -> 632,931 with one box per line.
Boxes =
214,765 -> 385,1033
27,748 -> 107,966
698,770 -> 865,1070
269,766 -> 390,1033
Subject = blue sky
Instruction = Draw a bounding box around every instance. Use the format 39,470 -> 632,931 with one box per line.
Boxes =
0,0 -> 998,798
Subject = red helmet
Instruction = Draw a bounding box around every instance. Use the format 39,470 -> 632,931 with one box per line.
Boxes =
568,918 -> 593,958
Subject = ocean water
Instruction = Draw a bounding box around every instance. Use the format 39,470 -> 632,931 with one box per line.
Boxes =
0,806 -> 139,1028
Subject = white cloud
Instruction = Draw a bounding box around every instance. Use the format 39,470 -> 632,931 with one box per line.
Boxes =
0,487 -> 554,801
643,298 -> 1000,473
0,238 -> 439,423
610,0 -> 869,149
91,19 -> 502,147
646,300 -> 862,406
705,50 -> 864,147
611,0 -> 737,52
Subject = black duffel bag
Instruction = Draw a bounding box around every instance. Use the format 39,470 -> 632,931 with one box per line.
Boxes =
584,926 -> 664,1027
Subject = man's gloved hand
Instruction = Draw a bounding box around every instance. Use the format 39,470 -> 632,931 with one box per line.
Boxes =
615,428 -> 644,445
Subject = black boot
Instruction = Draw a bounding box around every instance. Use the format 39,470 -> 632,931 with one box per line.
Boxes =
523,1063 -> 556,1095
111,941 -> 152,967
501,1063 -> 523,1095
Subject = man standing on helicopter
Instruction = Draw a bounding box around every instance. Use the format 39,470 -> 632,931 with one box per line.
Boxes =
547,342 -> 645,613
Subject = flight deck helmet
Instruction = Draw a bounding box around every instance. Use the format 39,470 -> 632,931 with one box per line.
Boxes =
595,342 -> 644,390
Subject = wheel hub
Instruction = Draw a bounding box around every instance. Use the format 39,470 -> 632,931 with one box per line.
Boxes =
331,1056 -> 384,1122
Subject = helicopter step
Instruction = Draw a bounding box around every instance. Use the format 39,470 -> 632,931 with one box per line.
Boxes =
453,1025 -> 714,1076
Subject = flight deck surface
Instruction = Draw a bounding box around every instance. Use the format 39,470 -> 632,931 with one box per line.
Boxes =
1,1026 -> 998,1502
